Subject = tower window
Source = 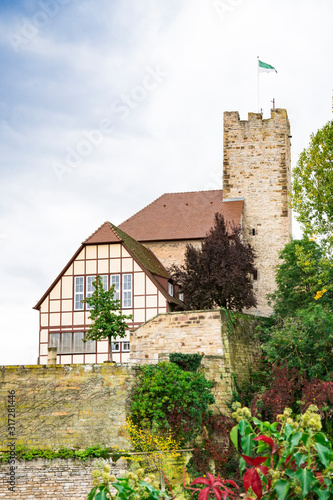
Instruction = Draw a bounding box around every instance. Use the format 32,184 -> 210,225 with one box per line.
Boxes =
252,228 -> 256,236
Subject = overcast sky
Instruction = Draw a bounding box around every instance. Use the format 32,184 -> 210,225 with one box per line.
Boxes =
0,0 -> 332,365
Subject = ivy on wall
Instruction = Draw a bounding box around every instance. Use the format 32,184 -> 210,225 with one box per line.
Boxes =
0,445 -> 128,463
169,353 -> 203,372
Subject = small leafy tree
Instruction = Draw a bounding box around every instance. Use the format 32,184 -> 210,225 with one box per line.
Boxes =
291,119 -> 333,247
268,238 -> 333,317
169,213 -> 257,311
262,304 -> 333,380
82,275 -> 132,362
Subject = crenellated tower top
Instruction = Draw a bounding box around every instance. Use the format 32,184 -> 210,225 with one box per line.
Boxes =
222,108 -> 292,315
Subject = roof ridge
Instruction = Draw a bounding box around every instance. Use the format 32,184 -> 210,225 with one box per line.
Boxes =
110,223 -> 170,279
119,194 -> 165,226
119,190 -> 223,226
162,189 -> 222,195
83,221 -> 120,244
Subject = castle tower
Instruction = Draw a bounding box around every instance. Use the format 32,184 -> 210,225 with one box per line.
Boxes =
223,109 -> 292,315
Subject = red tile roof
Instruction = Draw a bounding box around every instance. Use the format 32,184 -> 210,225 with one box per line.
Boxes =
119,190 -> 243,241
84,222 -> 170,278
84,222 -> 120,244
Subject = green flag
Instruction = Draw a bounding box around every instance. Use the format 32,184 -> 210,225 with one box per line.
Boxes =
259,60 -> 277,73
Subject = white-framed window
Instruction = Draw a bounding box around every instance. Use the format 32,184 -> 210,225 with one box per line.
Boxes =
123,342 -> 130,351
111,274 -> 120,301
168,282 -> 174,296
101,275 -> 108,290
86,276 -> 95,310
74,276 -> 84,310
86,275 -> 108,309
73,331 -> 84,353
111,342 -> 120,352
61,332 -> 72,353
49,332 -> 96,354
179,292 -> 184,302
85,338 -> 96,353
49,333 -> 60,350
73,273 -> 133,310
123,274 -> 132,308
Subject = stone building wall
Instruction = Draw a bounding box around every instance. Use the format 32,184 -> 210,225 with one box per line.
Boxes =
0,458 -> 127,500
131,309 -> 259,410
130,310 -> 224,363
143,239 -> 202,270
223,109 -> 292,316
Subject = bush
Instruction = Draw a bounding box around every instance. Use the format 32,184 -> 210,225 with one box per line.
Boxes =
130,362 -> 215,444
262,304 -> 333,380
169,353 -> 203,372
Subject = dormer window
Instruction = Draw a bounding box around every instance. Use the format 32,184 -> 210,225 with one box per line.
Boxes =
168,282 -> 174,296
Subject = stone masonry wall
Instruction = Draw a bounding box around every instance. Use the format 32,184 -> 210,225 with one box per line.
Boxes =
131,309 -> 259,411
223,109 -> 292,316
0,363 -> 138,450
0,458 -> 127,500
0,312 -> 259,497
143,239 -> 202,270
130,310 -> 224,364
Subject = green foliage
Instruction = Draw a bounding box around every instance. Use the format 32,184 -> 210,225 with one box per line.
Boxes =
262,304 -> 333,380
268,238 -> 333,317
186,413 -> 236,480
291,120 -> 333,247
231,360 -> 272,410
83,275 -> 132,361
221,307 -> 237,335
231,404 -> 333,499
0,445 -> 112,463
169,353 -> 203,372
130,362 -> 215,443
87,462 -> 170,500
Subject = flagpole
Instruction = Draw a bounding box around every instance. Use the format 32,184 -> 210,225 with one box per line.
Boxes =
257,56 -> 259,112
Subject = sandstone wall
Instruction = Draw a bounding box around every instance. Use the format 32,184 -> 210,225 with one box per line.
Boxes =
0,458 -> 127,500
130,310 -> 224,363
0,363 -> 138,450
143,240 -> 202,270
0,311 -> 259,497
223,109 -> 292,316
131,309 -> 259,410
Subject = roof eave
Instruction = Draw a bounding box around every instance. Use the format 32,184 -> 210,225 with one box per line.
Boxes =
33,244 -> 85,310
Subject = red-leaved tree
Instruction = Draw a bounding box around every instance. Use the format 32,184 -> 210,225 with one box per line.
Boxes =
169,213 -> 257,311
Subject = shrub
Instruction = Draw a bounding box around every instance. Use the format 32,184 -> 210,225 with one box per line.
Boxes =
130,362 -> 215,444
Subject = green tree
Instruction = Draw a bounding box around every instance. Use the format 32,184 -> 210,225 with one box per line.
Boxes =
169,213 -> 257,311
82,276 -> 132,362
262,304 -> 333,380
268,237 -> 333,317
291,120 -> 333,246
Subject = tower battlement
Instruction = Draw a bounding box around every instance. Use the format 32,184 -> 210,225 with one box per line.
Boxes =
223,109 -> 292,315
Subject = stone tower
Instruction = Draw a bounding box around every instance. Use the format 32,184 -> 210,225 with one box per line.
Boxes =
223,109 -> 292,315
